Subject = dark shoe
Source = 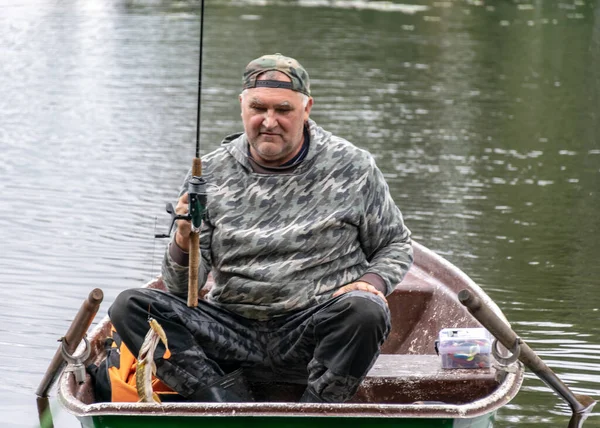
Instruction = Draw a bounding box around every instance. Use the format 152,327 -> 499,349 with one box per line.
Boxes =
299,387 -> 325,403
189,369 -> 254,402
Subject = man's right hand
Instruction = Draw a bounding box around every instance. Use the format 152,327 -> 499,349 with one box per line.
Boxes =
174,192 -> 191,252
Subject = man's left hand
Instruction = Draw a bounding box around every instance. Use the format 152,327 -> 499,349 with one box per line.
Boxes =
332,281 -> 388,305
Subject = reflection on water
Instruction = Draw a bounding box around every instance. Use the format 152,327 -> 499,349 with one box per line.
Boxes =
0,0 -> 598,427
234,0 -> 430,13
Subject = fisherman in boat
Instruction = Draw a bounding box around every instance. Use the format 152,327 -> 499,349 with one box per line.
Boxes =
109,53 -> 413,403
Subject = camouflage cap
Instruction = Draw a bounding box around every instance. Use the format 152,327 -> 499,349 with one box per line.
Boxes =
243,53 -> 311,96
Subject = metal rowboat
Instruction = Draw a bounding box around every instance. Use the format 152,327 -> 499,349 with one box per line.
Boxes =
57,241 -> 524,428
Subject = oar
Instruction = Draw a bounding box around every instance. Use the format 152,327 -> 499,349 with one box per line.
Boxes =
568,411 -> 594,428
458,290 -> 596,418
36,288 -> 103,428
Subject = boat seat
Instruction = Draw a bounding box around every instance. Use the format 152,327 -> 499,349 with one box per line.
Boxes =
249,354 -> 500,404
354,354 -> 500,404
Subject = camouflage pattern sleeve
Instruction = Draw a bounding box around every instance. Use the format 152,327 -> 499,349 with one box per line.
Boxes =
358,155 -> 413,295
161,242 -> 190,298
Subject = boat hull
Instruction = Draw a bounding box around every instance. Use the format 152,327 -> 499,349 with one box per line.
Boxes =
78,413 -> 496,428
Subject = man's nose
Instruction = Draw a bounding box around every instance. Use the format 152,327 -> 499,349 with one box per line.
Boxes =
262,110 -> 277,129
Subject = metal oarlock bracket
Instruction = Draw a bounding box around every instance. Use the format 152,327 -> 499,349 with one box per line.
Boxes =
60,336 -> 91,385
492,336 -> 521,366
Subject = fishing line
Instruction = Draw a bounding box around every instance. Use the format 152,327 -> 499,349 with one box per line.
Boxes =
195,0 -> 205,158
150,216 -> 158,277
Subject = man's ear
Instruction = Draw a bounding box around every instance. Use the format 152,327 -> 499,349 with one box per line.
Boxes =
304,97 -> 314,121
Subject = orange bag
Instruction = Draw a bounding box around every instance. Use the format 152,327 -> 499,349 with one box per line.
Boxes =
87,327 -> 180,402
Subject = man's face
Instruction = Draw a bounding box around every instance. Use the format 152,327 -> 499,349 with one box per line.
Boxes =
240,73 -> 313,167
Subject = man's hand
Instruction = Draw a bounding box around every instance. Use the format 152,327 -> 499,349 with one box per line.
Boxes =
332,281 -> 387,304
174,192 -> 191,252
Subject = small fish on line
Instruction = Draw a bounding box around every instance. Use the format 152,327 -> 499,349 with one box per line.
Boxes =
136,317 -> 170,403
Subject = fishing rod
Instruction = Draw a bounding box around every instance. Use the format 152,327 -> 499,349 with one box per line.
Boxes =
185,0 -> 208,308
156,0 -> 207,308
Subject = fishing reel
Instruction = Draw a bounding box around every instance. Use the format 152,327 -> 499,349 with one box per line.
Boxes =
155,176 -> 208,238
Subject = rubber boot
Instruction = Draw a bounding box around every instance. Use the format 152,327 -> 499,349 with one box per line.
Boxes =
299,387 -> 325,403
189,368 -> 254,402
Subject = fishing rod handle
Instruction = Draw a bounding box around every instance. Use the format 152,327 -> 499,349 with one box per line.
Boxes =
188,232 -> 200,307
36,288 -> 103,398
187,157 -> 203,308
192,157 -> 202,176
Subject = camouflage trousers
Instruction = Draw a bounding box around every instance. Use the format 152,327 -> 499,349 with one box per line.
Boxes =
109,288 -> 390,402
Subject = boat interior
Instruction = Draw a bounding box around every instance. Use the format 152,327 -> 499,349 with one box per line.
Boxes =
66,242 -> 521,414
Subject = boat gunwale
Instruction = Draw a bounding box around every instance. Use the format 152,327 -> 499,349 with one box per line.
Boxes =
57,240 -> 524,419
59,367 -> 523,419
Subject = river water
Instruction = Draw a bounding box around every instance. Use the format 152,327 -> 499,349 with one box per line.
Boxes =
0,0 -> 598,426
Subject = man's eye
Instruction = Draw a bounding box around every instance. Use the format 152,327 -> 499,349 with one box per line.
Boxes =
251,106 -> 266,112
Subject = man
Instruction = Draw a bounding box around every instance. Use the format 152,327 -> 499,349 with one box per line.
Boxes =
109,53 -> 413,403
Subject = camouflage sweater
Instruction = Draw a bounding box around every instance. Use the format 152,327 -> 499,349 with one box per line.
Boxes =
162,120 -> 413,320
